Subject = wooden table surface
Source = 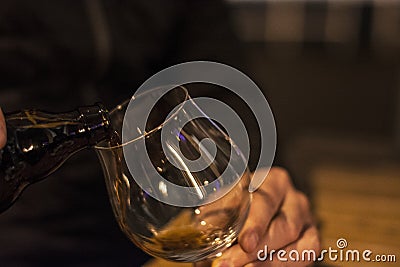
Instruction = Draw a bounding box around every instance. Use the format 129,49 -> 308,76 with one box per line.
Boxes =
311,162 -> 399,267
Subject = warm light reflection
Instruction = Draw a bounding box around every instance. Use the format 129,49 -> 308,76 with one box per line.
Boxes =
122,173 -> 131,207
166,143 -> 204,200
158,181 -> 168,196
22,144 -> 34,152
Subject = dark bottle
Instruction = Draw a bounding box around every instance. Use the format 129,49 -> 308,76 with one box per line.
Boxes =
0,103 -> 111,213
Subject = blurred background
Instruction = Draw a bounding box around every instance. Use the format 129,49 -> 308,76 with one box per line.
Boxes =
0,0 -> 399,266
227,1 -> 400,266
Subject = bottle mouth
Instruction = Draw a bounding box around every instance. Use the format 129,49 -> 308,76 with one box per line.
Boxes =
95,85 -> 189,150
77,103 -> 111,146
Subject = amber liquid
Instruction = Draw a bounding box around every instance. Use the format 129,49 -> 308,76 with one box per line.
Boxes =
100,129 -> 250,262
104,150 -> 243,261
104,150 -> 248,261
118,197 -> 243,261
153,225 -> 225,252
144,210 -> 229,256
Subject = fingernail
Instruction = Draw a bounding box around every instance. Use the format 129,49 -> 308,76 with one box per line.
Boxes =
212,259 -> 233,267
243,231 -> 259,252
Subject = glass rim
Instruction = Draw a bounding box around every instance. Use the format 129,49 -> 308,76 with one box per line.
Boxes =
94,85 -> 190,150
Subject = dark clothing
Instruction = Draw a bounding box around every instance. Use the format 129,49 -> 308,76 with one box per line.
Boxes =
0,1 -> 241,266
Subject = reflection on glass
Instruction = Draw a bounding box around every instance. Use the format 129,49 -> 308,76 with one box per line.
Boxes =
96,87 -> 251,262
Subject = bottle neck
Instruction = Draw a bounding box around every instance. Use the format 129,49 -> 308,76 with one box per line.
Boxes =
0,103 -> 112,213
3,102 -> 112,166
77,103 -> 111,146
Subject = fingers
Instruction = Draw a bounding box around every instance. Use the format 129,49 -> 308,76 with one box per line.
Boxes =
211,168 -> 317,267
264,189 -> 313,250
244,225 -> 320,267
212,191 -> 314,266
238,168 -> 292,252
0,107 -> 6,148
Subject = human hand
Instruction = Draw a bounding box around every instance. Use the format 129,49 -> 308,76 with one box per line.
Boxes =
195,167 -> 320,267
0,108 -> 6,148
